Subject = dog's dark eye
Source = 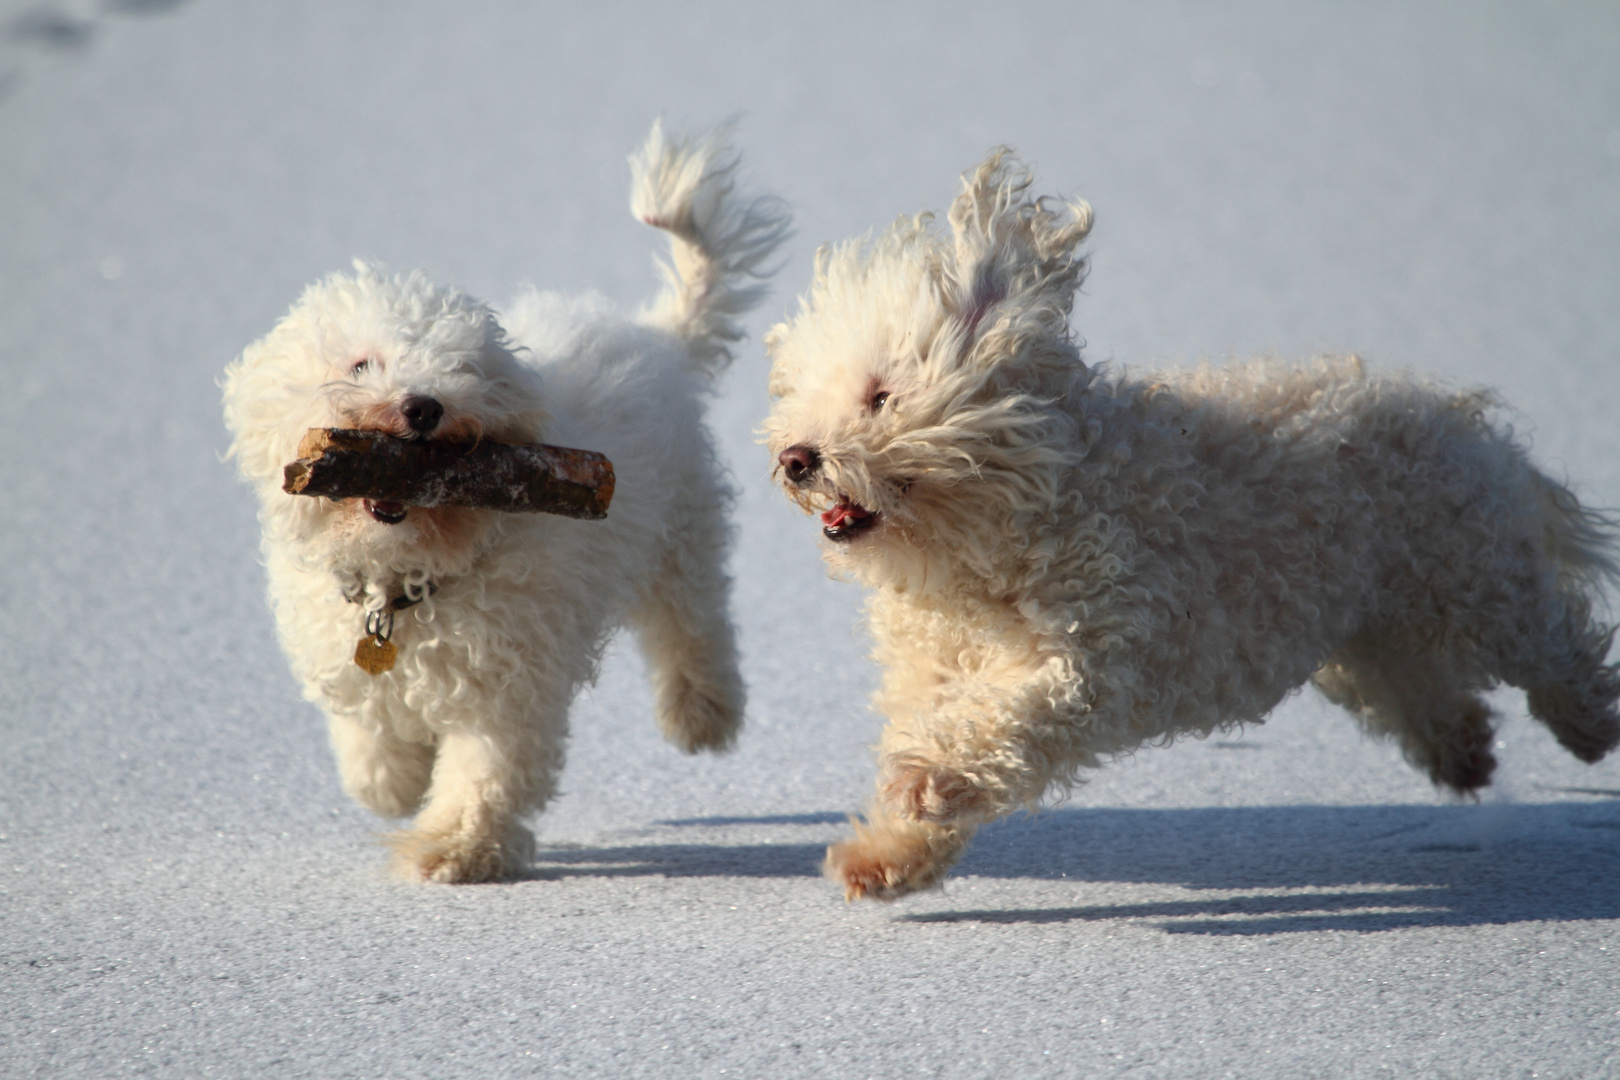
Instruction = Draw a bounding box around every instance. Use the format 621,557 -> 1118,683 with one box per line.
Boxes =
351,358 -> 372,375
871,391 -> 891,412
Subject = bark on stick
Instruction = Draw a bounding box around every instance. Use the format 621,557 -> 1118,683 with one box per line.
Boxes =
283,428 -> 614,519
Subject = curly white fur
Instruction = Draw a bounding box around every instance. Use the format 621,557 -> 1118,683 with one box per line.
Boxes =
764,150 -> 1620,901
223,122 -> 789,883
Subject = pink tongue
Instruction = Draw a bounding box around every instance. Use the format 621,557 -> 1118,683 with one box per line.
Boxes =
821,503 -> 870,528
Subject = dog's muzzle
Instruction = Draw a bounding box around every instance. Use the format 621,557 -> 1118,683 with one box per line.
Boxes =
778,444 -> 880,541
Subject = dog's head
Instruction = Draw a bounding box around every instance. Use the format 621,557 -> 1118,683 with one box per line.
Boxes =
223,262 -> 546,577
763,151 -> 1093,587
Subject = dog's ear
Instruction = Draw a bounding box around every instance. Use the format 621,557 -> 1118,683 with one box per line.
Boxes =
943,150 -> 1092,361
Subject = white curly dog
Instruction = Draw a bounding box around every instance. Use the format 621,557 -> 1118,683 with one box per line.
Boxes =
224,124 -> 788,883
764,150 -> 1620,901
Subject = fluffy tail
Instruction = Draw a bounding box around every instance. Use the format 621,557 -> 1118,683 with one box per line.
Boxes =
630,121 -> 792,375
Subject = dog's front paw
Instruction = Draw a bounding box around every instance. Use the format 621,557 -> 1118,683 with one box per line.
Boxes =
387,823 -> 534,884
657,677 -> 742,755
823,816 -> 967,902
880,758 -> 994,822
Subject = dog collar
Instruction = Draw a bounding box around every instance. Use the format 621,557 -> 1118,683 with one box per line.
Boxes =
339,575 -> 438,609
343,582 -> 437,612
342,580 -> 437,675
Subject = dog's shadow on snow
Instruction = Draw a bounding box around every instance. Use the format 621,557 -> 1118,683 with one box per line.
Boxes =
527,812 -> 845,883
531,798 -> 1620,934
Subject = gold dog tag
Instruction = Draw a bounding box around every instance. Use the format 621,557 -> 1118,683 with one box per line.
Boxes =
354,635 -> 398,675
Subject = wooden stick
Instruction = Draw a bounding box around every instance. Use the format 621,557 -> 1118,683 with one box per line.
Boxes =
283,428 -> 614,519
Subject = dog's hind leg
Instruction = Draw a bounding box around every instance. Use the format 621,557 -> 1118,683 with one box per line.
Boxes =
1502,474 -> 1620,761
1495,591 -> 1620,764
628,493 -> 744,755
1313,634 -> 1498,793
327,714 -> 435,818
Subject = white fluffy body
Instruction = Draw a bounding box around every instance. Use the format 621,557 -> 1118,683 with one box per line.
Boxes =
764,150 -> 1620,901
223,124 -> 789,883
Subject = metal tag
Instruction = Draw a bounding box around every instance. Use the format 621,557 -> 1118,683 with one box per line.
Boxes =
354,635 -> 398,675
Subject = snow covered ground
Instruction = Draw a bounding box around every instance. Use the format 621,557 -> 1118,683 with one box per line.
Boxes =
3,2 -> 1618,1076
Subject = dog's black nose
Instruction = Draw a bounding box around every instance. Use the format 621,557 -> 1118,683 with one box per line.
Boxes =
401,395 -> 444,435
778,444 -> 820,483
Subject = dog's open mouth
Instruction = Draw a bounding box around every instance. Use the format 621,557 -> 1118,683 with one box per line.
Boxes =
365,499 -> 408,525
821,500 -> 878,542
